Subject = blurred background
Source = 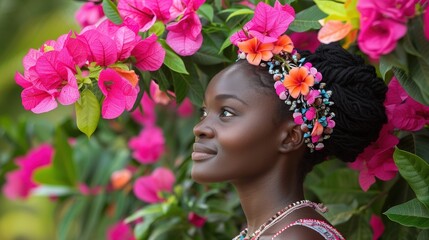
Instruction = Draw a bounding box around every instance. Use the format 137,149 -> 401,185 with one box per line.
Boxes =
0,0 -> 80,239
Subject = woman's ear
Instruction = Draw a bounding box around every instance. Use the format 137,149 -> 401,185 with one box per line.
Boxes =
278,121 -> 305,153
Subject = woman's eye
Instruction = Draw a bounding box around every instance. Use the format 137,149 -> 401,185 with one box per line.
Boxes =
220,109 -> 234,117
200,107 -> 208,119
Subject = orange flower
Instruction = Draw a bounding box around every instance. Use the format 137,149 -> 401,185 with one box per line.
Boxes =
272,35 -> 294,54
111,169 -> 132,190
283,67 -> 314,98
237,37 -> 274,65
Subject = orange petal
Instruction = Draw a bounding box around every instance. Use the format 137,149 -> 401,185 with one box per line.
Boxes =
311,121 -> 324,136
297,67 -> 309,80
113,68 -> 139,87
290,86 -> 301,98
318,20 -> 352,44
300,84 -> 310,96
111,169 -> 132,190
261,50 -> 273,61
273,35 -> 294,54
304,74 -> 315,87
247,53 -> 262,66
259,42 -> 274,52
237,37 -> 258,54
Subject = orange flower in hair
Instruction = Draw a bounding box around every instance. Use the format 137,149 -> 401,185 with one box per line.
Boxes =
272,35 -> 294,54
237,37 -> 274,66
283,67 -> 315,98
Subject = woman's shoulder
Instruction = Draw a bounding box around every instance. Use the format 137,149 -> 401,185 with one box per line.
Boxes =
270,218 -> 345,240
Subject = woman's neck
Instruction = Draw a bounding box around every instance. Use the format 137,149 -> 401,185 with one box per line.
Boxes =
232,163 -> 305,235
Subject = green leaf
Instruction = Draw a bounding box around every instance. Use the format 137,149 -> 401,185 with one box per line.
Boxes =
198,4 -> 214,22
385,198 -> 429,229
172,72 -> 189,104
192,33 -> 231,65
126,204 -> 164,223
314,0 -> 347,18
418,230 -> 429,240
393,148 -> 429,208
75,89 -> 100,138
307,168 -> 379,204
159,40 -> 189,74
324,201 -> 358,225
337,215 -> 372,240
171,67 -> 204,106
33,128 -> 77,187
102,0 -> 122,24
379,44 -> 408,80
289,5 -> 327,32
226,8 -> 254,22
149,21 -> 166,36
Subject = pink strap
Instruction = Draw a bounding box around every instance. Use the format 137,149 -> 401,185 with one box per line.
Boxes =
272,219 -> 345,240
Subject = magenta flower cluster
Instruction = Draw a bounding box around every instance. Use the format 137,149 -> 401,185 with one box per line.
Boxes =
15,18 -> 165,118
357,0 -> 421,59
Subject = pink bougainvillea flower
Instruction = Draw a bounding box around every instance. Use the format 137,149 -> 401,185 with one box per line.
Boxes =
117,0 -> 157,31
349,124 -> 399,191
132,34 -> 166,71
98,68 -> 139,119
2,144 -> 54,200
370,214 -> 385,240
107,221 -> 136,240
145,0 -> 173,23
130,91 -> 157,126
75,2 -> 105,28
384,78 -> 429,131
290,31 -> 320,53
357,5 -> 407,59
78,183 -> 102,196
133,167 -> 175,203
283,67 -> 314,98
149,80 -> 175,105
129,126 -> 165,164
166,10 -> 203,56
231,1 -> 295,45
237,37 -> 274,65
188,212 -> 206,228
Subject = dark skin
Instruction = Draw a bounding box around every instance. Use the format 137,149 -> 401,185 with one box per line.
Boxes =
192,62 -> 330,239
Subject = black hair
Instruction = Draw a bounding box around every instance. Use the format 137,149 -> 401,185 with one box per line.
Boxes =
239,43 -> 387,167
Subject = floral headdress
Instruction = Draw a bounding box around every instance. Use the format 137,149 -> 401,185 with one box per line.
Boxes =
230,1 -> 335,152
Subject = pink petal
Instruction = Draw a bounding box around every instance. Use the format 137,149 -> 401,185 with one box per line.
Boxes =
78,29 -> 118,66
117,0 -> 157,31
359,168 -> 376,192
370,215 -> 385,240
115,26 -> 139,60
133,176 -> 160,203
152,167 -> 175,192
15,72 -> 32,88
65,37 -> 88,67
23,49 -> 42,71
177,98 -> 194,117
98,69 -> 127,119
107,221 -> 136,240
133,34 -> 166,70
58,68 -> 80,105
35,51 -> 73,89
145,0 -> 173,22
21,86 -> 57,113
166,30 -> 203,56
2,170 -> 34,199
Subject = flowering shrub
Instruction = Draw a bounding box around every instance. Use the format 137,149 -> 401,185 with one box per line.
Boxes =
2,0 -> 429,239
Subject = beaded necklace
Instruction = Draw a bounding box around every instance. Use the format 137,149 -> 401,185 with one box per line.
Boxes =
232,200 -> 327,240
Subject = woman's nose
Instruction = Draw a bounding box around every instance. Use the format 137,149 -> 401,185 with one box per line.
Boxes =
193,119 -> 215,139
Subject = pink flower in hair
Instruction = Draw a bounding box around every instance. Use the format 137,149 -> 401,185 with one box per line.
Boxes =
384,78 -> 429,131
107,221 -> 136,240
370,214 -> 385,240
133,167 -> 175,203
349,124 -> 399,191
2,144 -> 54,199
129,126 -> 165,164
75,2 -> 104,28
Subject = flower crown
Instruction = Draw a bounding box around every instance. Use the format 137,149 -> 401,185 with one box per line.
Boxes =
230,1 -> 335,152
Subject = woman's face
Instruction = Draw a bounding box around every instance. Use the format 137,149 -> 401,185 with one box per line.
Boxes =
191,63 -> 285,184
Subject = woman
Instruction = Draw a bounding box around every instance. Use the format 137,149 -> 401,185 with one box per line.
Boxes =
191,42 -> 387,239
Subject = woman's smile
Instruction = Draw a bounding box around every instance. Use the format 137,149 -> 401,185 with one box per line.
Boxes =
192,143 -> 217,161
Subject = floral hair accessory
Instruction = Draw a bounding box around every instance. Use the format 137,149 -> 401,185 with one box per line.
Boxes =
230,1 -> 335,152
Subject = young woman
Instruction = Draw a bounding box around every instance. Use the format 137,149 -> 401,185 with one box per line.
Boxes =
191,42 -> 387,240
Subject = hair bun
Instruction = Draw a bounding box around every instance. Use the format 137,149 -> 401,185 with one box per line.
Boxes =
302,43 -> 387,163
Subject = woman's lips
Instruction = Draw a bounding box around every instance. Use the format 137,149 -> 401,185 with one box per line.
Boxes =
192,143 -> 217,161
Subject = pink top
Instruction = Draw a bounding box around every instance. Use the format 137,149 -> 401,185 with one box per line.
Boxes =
272,219 -> 345,240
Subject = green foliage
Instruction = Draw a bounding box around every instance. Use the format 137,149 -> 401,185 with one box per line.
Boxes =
102,0 -> 122,24
289,5 -> 327,32
385,198 -> 429,229
75,89 -> 101,138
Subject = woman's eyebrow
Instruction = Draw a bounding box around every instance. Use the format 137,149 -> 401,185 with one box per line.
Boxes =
215,94 -> 248,106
